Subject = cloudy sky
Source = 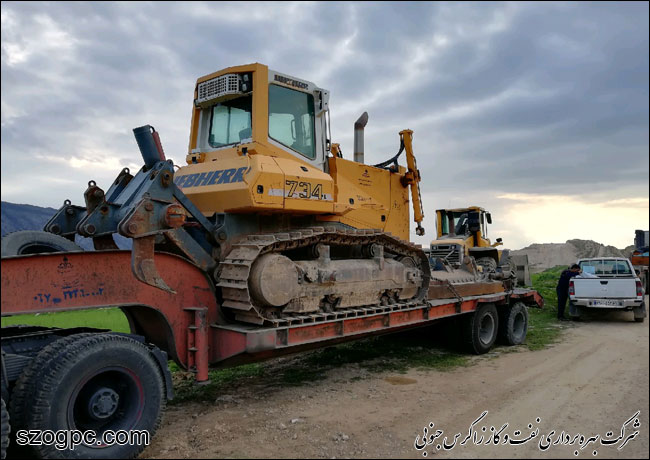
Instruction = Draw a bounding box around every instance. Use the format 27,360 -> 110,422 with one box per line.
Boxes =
1,1 -> 648,250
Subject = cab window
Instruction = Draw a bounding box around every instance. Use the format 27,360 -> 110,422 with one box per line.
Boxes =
208,95 -> 252,147
268,84 -> 315,159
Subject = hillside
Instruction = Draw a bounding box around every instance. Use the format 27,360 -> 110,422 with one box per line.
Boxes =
1,201 -> 130,250
511,239 -> 636,273
1,201 -> 59,236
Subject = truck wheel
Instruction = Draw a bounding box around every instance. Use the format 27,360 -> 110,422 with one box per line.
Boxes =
1,398 -> 9,460
498,302 -> 529,345
9,333 -> 97,434
1,230 -> 82,256
463,303 -> 499,354
23,334 -> 165,459
476,257 -> 497,273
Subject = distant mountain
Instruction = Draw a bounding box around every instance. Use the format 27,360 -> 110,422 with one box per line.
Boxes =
2,201 -> 637,268
1,201 -> 58,236
512,239 -> 635,273
1,201 -> 131,250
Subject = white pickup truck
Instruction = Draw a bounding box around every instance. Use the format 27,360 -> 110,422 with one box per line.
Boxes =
568,257 -> 646,322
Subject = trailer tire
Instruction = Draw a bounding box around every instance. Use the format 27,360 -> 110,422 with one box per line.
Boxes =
8,333 -> 97,435
476,257 -> 497,273
1,398 -> 9,460
463,303 -> 499,354
498,302 -> 528,345
1,230 -> 82,256
23,334 -> 165,459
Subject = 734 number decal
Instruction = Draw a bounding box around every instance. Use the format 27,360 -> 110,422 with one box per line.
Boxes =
286,180 -> 325,200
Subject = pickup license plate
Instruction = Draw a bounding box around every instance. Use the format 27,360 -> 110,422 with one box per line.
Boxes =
593,300 -> 620,306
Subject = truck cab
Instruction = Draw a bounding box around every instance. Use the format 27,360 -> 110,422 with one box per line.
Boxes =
569,257 -> 646,322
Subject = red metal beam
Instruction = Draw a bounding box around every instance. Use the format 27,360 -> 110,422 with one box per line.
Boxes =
512,288 -> 544,308
1,251 -> 218,370
211,291 -> 542,363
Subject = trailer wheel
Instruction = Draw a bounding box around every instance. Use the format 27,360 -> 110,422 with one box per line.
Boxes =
1,398 -> 9,460
463,303 -> 499,354
498,302 -> 528,345
23,334 -> 165,459
1,230 -> 82,256
8,333 -> 97,435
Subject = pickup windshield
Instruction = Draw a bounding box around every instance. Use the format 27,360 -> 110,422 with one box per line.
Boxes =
579,259 -> 632,276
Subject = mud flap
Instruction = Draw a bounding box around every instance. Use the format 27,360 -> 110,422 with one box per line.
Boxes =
633,302 -> 646,320
569,301 -> 581,319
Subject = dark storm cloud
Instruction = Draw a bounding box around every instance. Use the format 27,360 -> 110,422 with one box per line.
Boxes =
347,2 -> 649,196
1,1 -> 648,212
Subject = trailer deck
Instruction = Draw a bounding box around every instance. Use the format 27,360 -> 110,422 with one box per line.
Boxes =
1,250 -> 543,382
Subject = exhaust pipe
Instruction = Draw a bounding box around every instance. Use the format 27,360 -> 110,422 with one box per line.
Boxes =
133,125 -> 166,170
353,112 -> 369,164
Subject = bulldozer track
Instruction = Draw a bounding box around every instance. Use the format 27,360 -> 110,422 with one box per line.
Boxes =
216,227 -> 431,325
254,299 -> 430,328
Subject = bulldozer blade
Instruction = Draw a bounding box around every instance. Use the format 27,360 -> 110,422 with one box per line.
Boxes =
131,235 -> 176,293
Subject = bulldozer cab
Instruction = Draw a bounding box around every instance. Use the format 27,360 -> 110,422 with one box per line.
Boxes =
429,206 -> 531,286
436,207 -> 492,244
429,206 -> 501,270
177,63 -> 427,241
187,63 -> 331,171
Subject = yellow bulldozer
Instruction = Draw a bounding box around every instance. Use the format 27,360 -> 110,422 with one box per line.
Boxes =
4,62 -> 430,325
3,63 -> 529,326
0,62 -> 536,460
179,63 -> 429,323
428,206 -> 531,286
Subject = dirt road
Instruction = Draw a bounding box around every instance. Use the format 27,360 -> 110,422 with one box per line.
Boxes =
143,303 -> 649,459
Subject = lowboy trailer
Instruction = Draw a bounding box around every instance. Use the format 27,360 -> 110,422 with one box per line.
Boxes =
1,62 -> 545,459
1,248 -> 542,459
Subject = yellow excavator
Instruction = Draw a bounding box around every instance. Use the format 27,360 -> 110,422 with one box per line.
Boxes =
428,206 -> 531,286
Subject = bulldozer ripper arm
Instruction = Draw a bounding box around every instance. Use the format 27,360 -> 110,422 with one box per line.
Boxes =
131,235 -> 176,293
41,126 -> 218,293
400,129 -> 425,236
